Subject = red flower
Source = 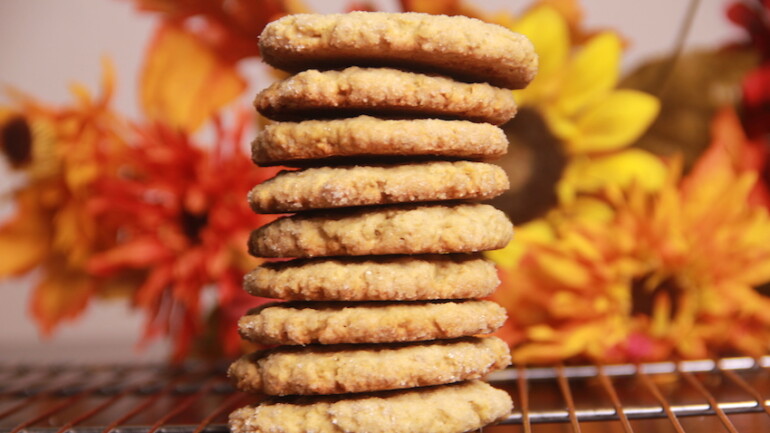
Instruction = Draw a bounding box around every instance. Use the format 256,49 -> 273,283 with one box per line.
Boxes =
88,110 -> 278,360
727,0 -> 770,59
727,0 -> 770,138
741,63 -> 770,138
127,0 -> 310,64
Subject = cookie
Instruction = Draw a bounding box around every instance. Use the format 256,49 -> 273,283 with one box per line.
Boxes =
229,380 -> 512,433
244,254 -> 499,301
249,161 -> 509,213
252,116 -> 508,166
259,11 -> 537,89
238,300 -> 507,346
254,67 -> 517,125
228,337 -> 511,396
249,203 -> 513,258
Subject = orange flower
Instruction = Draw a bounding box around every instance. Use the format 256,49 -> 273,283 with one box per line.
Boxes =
490,108 -> 770,364
2,0 -> 292,357
140,24 -> 247,132
130,0 -> 314,133
0,60 -> 131,334
128,0 -> 309,63
398,0 -> 485,18
688,108 -> 770,209
87,110 -> 279,360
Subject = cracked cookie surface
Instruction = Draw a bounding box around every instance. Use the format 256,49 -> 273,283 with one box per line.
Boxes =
239,300 -> 507,345
249,161 -> 508,213
255,67 -> 517,125
249,203 -> 513,258
228,337 -> 511,396
259,11 -> 537,89
252,116 -> 508,166
229,380 -> 512,433
244,254 -> 499,301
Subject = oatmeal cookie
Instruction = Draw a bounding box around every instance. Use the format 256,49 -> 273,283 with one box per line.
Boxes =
252,116 -> 508,166
228,337 -> 511,395
249,161 -> 508,213
255,67 -> 517,125
229,380 -> 512,433
249,203 -> 513,258
244,254 -> 499,301
259,12 -> 537,89
239,300 -> 507,345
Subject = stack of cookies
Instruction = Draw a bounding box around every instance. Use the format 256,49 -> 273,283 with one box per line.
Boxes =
229,12 -> 537,433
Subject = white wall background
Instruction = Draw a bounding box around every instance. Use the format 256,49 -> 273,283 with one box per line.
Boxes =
0,0 -> 742,363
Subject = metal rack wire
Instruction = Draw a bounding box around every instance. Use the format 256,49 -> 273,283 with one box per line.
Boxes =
1,356 -> 768,433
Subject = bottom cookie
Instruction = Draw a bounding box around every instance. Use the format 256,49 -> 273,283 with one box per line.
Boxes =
229,380 -> 512,433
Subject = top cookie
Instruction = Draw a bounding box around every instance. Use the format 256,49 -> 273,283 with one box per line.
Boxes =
259,12 -> 537,89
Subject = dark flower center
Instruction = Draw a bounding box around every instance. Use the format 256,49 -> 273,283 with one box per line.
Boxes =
181,210 -> 208,242
631,274 -> 684,318
489,108 -> 566,224
1,116 -> 32,168
754,281 -> 770,297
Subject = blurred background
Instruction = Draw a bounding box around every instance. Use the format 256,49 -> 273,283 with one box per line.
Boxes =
0,0 -> 766,364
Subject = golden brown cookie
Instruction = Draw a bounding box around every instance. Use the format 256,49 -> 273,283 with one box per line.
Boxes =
244,254 -> 499,301
249,161 -> 509,213
254,67 -> 517,125
249,203 -> 513,258
259,11 -> 537,89
238,300 -> 507,345
228,337 -> 510,396
252,116 -> 508,166
229,380 -> 512,433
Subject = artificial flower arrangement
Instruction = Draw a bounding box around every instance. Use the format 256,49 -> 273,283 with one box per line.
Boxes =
1,0 -> 769,363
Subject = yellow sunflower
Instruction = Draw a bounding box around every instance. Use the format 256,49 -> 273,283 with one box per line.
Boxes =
0,60 -> 133,333
504,3 -> 664,204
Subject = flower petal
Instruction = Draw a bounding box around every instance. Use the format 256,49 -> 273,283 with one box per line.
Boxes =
558,149 -> 667,203
88,237 -> 170,275
742,64 -> 770,107
140,25 -> 246,132
30,266 -> 93,335
510,6 -> 568,107
399,0 -> 471,15
553,32 -> 622,116
536,0 -> 585,40
540,105 -> 581,143
567,90 -> 660,154
0,192 -> 51,276
486,219 -> 554,269
533,249 -> 593,289
562,197 -> 616,227
683,107 -> 770,208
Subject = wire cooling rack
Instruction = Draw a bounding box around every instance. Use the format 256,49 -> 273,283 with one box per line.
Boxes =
1,356 -> 769,433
